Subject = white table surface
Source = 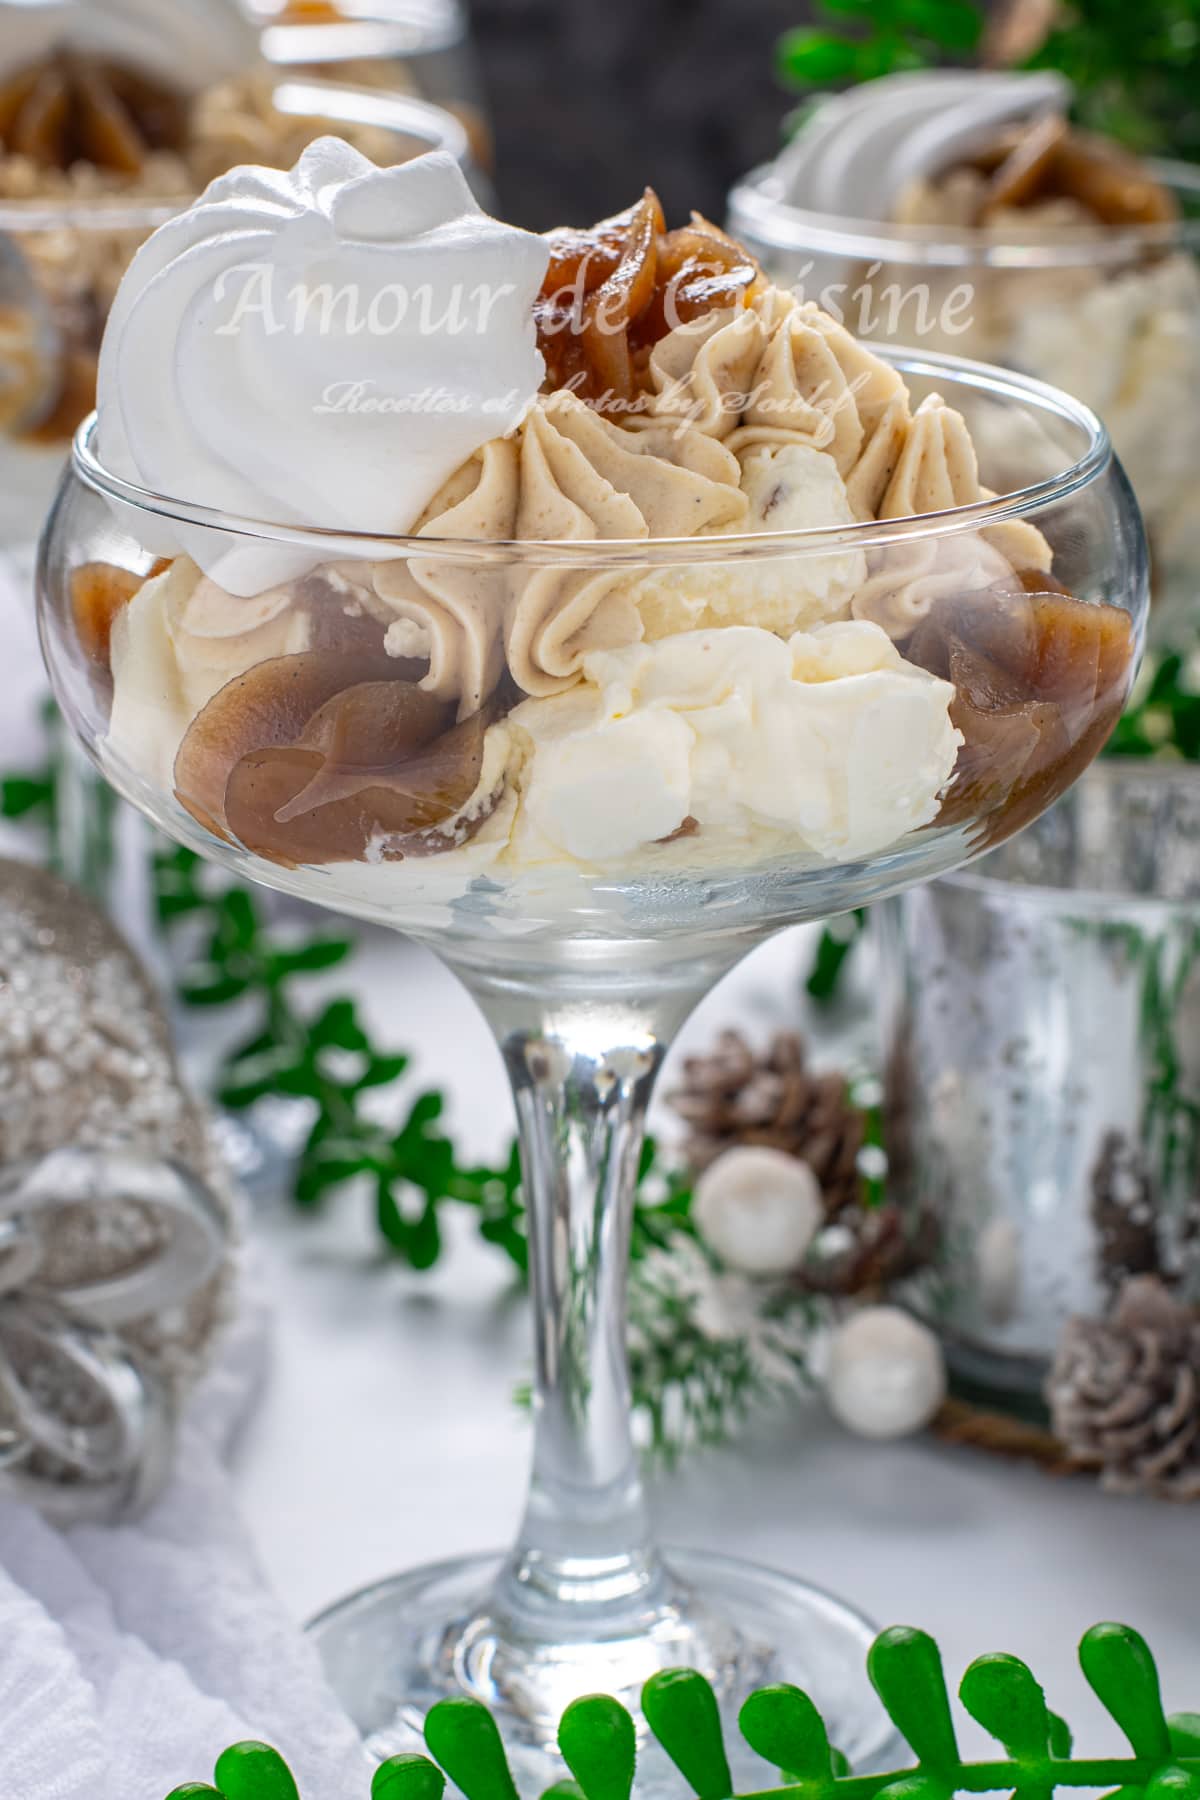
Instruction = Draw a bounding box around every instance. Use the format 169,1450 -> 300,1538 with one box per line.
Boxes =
226,929 -> 1200,1745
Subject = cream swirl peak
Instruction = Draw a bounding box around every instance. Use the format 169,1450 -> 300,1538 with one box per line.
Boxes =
97,142 -> 550,593
0,0 -> 260,91
775,69 -> 1071,222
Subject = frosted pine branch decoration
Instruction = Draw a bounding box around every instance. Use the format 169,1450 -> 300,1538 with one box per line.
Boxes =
165,1623 -> 1200,1799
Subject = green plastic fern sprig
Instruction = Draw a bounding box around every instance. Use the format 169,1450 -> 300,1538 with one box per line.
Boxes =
165,1622 -> 1200,1800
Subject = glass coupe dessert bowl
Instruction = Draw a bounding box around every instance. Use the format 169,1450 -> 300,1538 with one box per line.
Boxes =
728,73 -> 1200,645
36,143 -> 1149,1783
41,360 -> 1145,1770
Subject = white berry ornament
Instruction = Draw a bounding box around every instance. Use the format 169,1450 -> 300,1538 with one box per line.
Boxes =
693,1146 -> 823,1277
825,1306 -> 947,1440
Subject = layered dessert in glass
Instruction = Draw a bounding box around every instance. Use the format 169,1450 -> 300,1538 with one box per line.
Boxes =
0,0 -> 471,542
728,71 -> 1200,643
59,153 -> 1140,935
39,139 -> 1147,1774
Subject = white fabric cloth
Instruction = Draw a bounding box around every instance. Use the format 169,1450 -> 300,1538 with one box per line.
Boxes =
0,553 -> 370,1798
0,1280 -> 373,1800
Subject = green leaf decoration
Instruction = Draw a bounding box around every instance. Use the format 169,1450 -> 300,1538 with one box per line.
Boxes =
805,910 -> 867,1004
1,773 -> 56,819
738,1683 -> 833,1782
1079,1624 -> 1171,1761
1144,1770 -> 1200,1800
777,27 -> 862,82
159,1622 -> 1200,1800
1171,1719 -> 1200,1759
959,1654 -> 1052,1758
423,1697 -> 521,1800
1110,652 -> 1200,762
558,1694 -> 637,1800
213,1742 -> 301,1800
1046,1714 -> 1073,1760
960,1654 -> 1056,1800
867,1628 -> 958,1773
373,1754 -> 447,1800
872,1778 -> 946,1800
642,1669 -> 732,1800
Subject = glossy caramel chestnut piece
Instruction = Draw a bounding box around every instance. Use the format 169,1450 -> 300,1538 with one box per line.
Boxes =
225,693 -> 496,868
535,189 -> 762,403
907,579 -> 1136,849
174,648 -> 422,841
0,51 -> 188,173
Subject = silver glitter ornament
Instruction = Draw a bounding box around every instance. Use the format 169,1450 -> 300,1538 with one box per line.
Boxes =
0,858 -> 235,1521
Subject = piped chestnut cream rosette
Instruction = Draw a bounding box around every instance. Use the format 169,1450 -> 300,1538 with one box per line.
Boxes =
81,143 -> 1134,882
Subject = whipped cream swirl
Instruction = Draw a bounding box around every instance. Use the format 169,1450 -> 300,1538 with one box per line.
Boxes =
0,0 -> 260,91
776,69 -> 1071,222
97,142 -> 550,593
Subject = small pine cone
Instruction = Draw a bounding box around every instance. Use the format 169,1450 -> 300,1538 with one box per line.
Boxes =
668,1029 -> 865,1216
1047,1276 -> 1200,1500
1091,1131 -> 1161,1294
801,1201 -> 939,1299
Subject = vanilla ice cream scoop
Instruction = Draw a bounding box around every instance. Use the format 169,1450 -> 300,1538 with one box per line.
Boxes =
97,141 -> 550,593
0,0 -> 260,91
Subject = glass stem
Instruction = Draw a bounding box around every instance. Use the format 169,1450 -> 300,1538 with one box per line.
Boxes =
455,969 -> 715,1651
497,1007 -> 665,1635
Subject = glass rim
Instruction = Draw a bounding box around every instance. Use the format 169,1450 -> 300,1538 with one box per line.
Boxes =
728,156 -> 1200,271
262,7 -> 467,64
0,79 -> 470,232
70,343 -> 1112,570
938,760 -> 1200,907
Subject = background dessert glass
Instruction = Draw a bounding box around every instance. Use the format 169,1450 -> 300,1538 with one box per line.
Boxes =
38,349 -> 1147,1781
0,80 -> 475,551
727,160 -> 1200,649
255,0 -> 492,172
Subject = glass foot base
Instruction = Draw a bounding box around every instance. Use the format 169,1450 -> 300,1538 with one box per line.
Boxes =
309,1548 -> 899,1790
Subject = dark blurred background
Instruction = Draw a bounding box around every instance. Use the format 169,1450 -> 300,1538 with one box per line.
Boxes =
468,0 -> 807,229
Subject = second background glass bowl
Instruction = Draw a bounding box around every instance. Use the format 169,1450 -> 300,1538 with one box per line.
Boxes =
729,158 -> 1200,647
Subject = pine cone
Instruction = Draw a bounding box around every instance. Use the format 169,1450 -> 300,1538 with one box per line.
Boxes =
1047,1276 -> 1200,1500
801,1202 -> 939,1299
1091,1130 -> 1161,1294
669,1030 -> 864,1216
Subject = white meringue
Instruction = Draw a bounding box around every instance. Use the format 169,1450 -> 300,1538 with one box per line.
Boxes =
97,142 -> 550,593
776,69 -> 1070,223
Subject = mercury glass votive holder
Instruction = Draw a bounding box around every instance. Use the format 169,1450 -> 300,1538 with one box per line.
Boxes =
875,761 -> 1200,1405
